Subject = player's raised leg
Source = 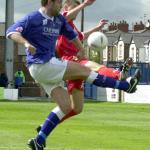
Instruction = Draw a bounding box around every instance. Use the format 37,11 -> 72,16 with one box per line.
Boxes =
64,61 -> 140,93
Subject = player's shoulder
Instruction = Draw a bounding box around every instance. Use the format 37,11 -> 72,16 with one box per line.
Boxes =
56,14 -> 66,22
27,10 -> 41,19
13,11 -> 40,25
20,10 -> 43,24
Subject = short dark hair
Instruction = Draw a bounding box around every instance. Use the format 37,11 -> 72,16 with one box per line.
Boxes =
41,0 -> 55,6
63,0 -> 81,6
41,0 -> 48,6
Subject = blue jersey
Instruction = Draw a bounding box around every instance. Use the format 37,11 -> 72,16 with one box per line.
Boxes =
6,9 -> 77,65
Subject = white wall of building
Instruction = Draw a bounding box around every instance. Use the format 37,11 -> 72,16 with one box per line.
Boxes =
103,47 -> 108,61
139,47 -> 146,62
117,41 -> 124,61
145,45 -> 149,62
129,43 -> 137,62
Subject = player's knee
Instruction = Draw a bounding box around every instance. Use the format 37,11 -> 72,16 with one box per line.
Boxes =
62,106 -> 72,115
80,65 -> 91,77
51,87 -> 72,114
75,109 -> 82,115
73,107 -> 83,115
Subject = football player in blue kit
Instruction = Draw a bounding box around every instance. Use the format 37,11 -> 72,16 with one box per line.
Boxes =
6,0 -> 140,149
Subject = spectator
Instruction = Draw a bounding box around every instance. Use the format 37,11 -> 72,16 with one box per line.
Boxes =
0,72 -> 8,88
14,70 -> 25,97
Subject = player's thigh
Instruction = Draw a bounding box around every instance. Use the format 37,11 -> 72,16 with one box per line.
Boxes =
52,87 -> 72,114
70,89 -> 84,114
63,61 -> 91,80
84,60 -> 103,71
43,84 -> 72,114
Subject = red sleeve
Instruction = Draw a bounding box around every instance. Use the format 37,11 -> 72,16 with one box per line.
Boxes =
61,10 -> 84,40
74,26 -> 84,41
61,11 -> 68,17
78,32 -> 84,41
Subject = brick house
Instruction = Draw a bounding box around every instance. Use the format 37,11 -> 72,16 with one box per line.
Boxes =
104,21 -> 150,63
0,23 -> 46,97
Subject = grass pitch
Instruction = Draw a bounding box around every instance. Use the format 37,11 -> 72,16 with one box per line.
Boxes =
0,101 -> 150,150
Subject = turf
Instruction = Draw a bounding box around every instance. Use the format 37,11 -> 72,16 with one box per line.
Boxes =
0,101 -> 150,150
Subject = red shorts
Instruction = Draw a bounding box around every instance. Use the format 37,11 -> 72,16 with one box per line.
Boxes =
62,56 -> 120,93
62,56 -> 88,93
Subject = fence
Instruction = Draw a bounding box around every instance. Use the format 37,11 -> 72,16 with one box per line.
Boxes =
106,61 -> 150,85
1,62 -> 150,100
84,62 -> 150,100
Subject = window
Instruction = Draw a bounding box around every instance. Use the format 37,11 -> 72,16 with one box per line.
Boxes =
118,44 -> 123,58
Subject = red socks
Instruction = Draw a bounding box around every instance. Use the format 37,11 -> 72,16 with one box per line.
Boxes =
60,110 -> 77,123
98,65 -> 120,80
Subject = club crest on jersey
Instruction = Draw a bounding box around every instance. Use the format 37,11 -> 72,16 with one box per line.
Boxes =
15,27 -> 23,32
43,19 -> 48,25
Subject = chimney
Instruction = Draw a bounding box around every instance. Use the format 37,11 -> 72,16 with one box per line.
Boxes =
117,20 -> 129,32
108,22 -> 117,31
133,21 -> 145,31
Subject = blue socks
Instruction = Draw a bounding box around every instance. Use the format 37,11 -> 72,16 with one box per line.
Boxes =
36,106 -> 65,146
86,71 -> 129,91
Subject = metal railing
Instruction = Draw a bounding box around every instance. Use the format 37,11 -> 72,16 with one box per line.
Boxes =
105,61 -> 150,85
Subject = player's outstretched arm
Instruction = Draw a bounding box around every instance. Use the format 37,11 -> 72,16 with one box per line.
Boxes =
83,19 -> 108,40
64,0 -> 96,21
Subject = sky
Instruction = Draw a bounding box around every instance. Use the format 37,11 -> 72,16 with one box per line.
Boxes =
1,0 -> 150,30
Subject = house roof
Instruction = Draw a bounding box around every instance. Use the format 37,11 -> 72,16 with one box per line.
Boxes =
105,29 -> 150,47
131,30 -> 150,47
105,30 -> 123,46
144,39 -> 150,44
131,29 -> 147,34
106,36 -> 118,46
105,29 -> 124,35
118,33 -> 133,44
105,30 -> 132,46
132,35 -> 150,48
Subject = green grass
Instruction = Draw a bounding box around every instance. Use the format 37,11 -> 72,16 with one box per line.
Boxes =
0,101 -> 150,150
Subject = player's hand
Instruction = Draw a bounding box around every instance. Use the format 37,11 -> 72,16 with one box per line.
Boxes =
98,19 -> 108,29
24,42 -> 36,55
84,0 -> 96,6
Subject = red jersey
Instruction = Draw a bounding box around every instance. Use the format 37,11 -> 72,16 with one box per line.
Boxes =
56,12 -> 120,94
56,11 -> 84,58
